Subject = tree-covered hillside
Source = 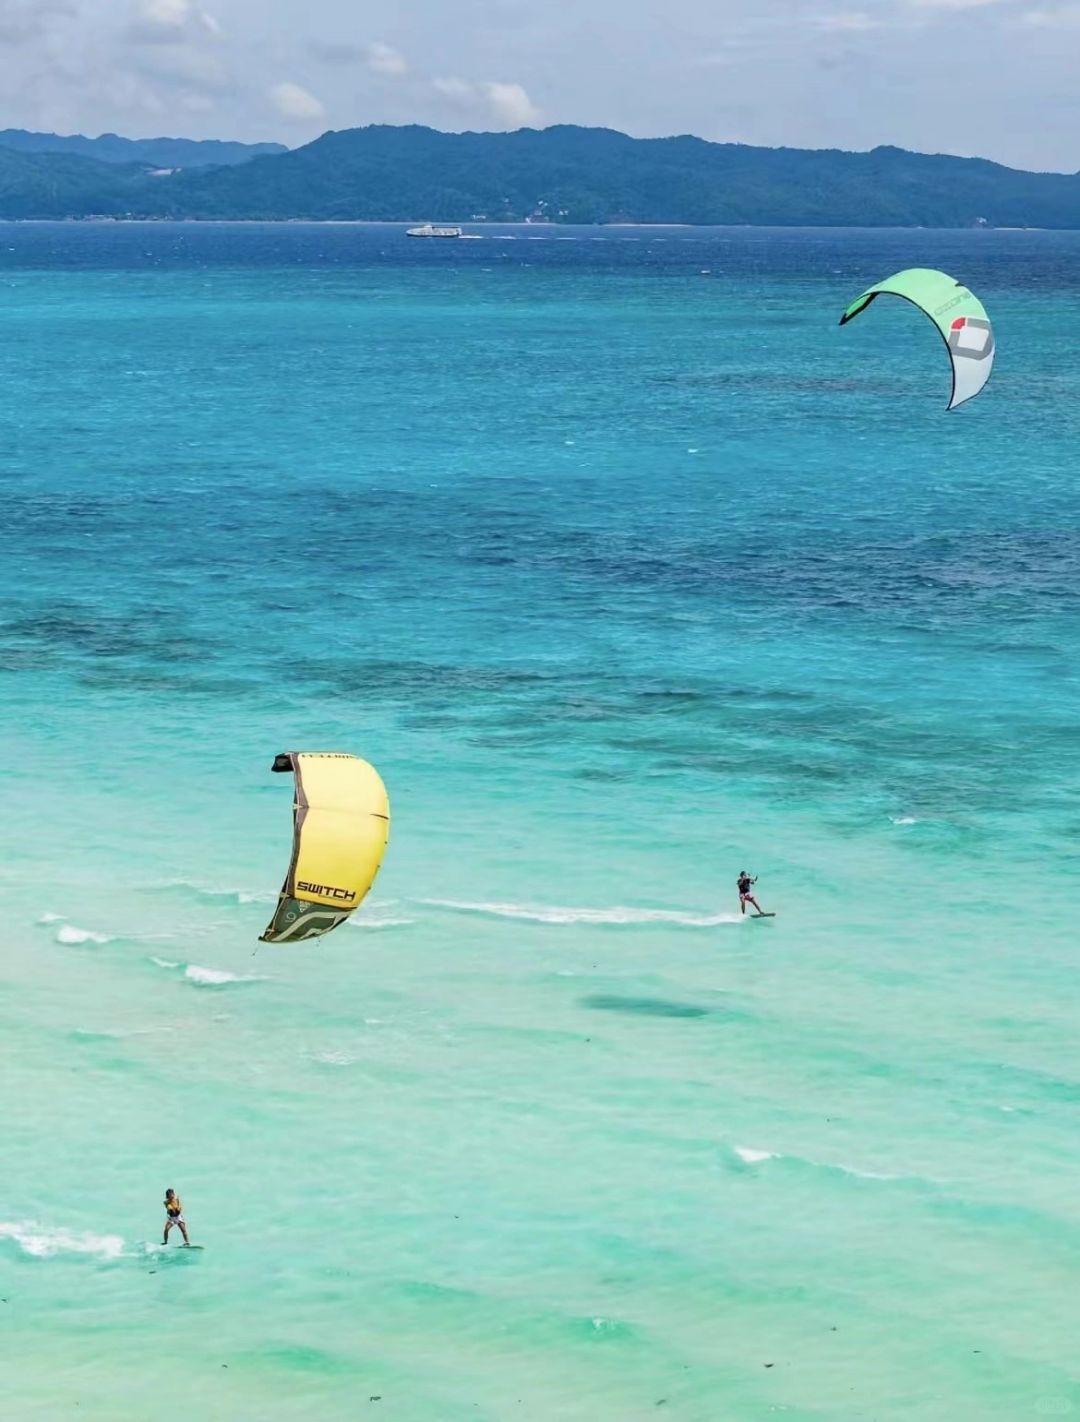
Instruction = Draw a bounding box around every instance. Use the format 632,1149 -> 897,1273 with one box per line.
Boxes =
1,123 -> 1079,227
0,129 -> 286,168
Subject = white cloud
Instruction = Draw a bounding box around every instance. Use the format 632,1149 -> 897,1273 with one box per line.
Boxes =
308,38 -> 407,75
433,77 -> 473,102
483,81 -> 541,127
365,41 -> 407,76
126,0 -> 219,45
270,81 -> 325,122
434,76 -> 541,129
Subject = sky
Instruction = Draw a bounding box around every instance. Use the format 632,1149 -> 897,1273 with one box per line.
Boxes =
0,0 -> 1078,170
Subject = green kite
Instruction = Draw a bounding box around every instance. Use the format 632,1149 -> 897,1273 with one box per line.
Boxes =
840,268 -> 994,410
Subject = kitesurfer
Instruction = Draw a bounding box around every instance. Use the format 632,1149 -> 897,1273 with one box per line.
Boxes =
737,871 -> 765,917
163,1188 -> 190,1246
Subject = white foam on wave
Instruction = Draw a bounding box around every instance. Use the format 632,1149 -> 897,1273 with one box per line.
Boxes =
184,964 -> 267,987
37,912 -> 65,925
308,1050 -> 357,1067
732,1144 -> 906,1181
890,816 -> 919,826
425,899 -> 741,928
347,913 -> 416,931
812,1154 -> 914,1183
56,924 -> 112,946
0,1219 -> 125,1260
148,957 -> 267,987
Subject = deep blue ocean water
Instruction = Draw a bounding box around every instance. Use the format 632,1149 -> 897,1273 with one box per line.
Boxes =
3,222 -> 1080,1420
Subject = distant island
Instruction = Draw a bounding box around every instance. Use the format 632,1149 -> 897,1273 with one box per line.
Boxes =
2,123 -> 1080,227
0,129 -> 286,169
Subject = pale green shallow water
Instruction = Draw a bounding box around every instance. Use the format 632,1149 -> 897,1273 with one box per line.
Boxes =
2,224 -> 1080,1419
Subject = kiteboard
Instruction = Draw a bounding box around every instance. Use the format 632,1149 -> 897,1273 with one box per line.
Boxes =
181,1244 -> 205,1250
752,913 -> 776,919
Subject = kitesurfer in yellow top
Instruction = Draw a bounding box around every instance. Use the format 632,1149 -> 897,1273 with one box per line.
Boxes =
163,1188 -> 190,1246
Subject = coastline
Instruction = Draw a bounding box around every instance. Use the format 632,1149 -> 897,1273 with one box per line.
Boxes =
0,216 -> 1043,230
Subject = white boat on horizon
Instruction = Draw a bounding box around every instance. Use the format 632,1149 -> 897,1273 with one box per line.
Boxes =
407,223 -> 464,239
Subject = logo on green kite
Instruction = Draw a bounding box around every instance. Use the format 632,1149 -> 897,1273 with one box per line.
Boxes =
948,316 -> 993,361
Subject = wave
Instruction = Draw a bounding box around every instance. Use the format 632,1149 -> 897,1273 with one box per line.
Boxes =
0,1219 -> 125,1260
424,899 -> 741,927
347,914 -> 416,931
734,1146 -> 777,1165
150,879 -> 276,907
148,957 -> 268,987
730,1144 -> 913,1184
185,964 -> 267,987
890,816 -> 920,826
56,924 -> 112,946
46,916 -> 177,948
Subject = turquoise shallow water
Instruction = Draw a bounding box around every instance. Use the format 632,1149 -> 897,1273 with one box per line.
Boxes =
3,223 -> 1080,1419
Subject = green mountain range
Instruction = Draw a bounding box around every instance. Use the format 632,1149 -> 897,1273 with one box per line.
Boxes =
1,123 -> 1079,227
0,129 -> 285,168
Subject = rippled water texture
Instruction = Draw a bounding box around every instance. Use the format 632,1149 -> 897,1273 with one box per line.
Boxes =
3,224 -> 1080,1420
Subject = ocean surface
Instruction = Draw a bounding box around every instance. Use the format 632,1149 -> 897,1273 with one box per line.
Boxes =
3,222 -> 1080,1420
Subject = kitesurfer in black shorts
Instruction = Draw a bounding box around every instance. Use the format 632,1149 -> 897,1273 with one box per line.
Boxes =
737,871 -> 764,916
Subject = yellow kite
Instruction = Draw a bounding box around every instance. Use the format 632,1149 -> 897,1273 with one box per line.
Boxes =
260,752 -> 390,944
